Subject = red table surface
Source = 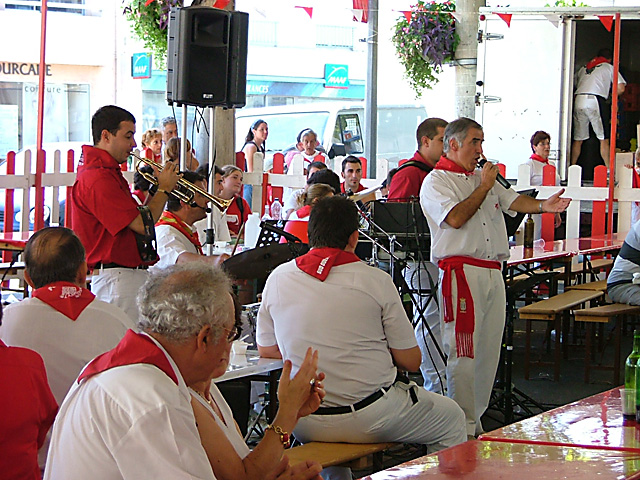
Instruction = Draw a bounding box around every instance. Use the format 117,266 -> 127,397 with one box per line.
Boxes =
480,387 -> 640,452
360,440 -> 640,479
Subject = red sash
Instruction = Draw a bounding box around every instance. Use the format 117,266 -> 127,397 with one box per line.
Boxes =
296,247 -> 360,281
296,205 -> 312,219
78,330 -> 178,385
438,256 -> 501,358
156,210 -> 203,255
530,153 -> 549,164
434,156 -> 474,175
32,281 -> 95,321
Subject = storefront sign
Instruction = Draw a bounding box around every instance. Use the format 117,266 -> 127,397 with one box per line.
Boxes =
131,53 -> 152,79
0,62 -> 52,76
324,64 -> 349,89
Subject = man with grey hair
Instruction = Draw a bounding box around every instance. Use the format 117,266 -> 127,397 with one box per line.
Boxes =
45,263 -> 323,480
420,117 -> 571,437
162,115 -> 178,145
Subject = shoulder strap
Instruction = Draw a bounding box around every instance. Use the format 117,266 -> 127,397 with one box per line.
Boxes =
396,160 -> 433,174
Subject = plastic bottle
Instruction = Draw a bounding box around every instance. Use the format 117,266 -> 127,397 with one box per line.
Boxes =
523,214 -> 534,249
625,329 -> 640,420
261,204 -> 272,222
270,198 -> 283,221
244,213 -> 261,249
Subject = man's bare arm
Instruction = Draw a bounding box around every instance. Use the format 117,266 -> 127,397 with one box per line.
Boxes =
443,162 -> 496,229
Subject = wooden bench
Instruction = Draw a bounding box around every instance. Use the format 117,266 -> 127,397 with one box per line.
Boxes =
572,258 -> 615,283
286,441 -> 398,471
518,289 -> 604,381
574,303 -> 640,383
565,279 -> 608,292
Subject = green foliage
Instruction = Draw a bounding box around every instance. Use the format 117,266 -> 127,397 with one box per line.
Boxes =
392,1 -> 459,98
122,0 -> 183,69
545,0 -> 589,6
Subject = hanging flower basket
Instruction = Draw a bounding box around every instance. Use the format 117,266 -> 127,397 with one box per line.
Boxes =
122,0 -> 183,69
392,1 -> 459,97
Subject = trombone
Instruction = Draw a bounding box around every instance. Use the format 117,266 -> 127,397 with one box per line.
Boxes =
132,152 -> 233,212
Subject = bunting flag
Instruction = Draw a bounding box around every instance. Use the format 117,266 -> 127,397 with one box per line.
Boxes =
352,0 -> 368,23
295,6 -> 314,19
213,0 -> 231,8
401,10 -> 412,22
598,15 -> 614,32
494,12 -> 512,27
543,14 -> 560,28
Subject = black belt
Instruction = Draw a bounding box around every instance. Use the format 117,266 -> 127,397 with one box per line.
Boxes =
311,374 -> 418,416
94,262 -> 149,270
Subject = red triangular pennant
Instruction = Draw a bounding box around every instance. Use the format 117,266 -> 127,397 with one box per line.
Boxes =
352,0 -> 368,23
295,6 -> 313,19
598,15 -> 614,32
352,9 -> 364,22
401,10 -> 412,22
213,0 -> 231,8
494,12 -> 512,27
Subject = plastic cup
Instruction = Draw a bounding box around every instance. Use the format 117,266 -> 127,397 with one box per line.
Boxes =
232,341 -> 248,355
621,388 -> 636,418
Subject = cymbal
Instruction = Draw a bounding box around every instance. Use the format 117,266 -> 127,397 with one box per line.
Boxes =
222,243 -> 309,280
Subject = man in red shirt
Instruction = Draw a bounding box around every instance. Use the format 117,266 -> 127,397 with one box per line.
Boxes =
386,118 -> 448,394
71,105 -> 180,321
340,156 -> 366,195
388,118 -> 448,201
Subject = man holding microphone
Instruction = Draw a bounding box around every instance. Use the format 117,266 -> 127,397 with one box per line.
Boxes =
420,117 -> 571,437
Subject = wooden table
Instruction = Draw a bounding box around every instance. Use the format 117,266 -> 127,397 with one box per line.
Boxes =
360,439 -> 640,479
480,387 -> 640,452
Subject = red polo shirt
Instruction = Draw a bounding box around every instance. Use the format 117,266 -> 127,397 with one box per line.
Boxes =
71,145 -> 143,268
0,340 -> 58,479
388,151 -> 433,201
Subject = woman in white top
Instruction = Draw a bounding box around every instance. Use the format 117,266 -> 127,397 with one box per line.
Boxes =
522,131 -> 562,238
188,296 -> 326,480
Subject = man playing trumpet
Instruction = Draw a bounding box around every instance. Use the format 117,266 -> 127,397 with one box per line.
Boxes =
152,170 -> 229,269
71,105 -> 180,322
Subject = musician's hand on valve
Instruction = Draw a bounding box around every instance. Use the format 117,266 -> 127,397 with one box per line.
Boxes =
157,161 -> 181,192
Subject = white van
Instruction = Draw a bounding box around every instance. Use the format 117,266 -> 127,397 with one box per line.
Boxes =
235,102 -> 427,169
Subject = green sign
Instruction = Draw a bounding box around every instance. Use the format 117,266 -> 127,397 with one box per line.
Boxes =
324,64 -> 349,89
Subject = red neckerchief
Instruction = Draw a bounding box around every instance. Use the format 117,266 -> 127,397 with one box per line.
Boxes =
156,211 -> 203,255
586,56 -> 609,71
634,169 -> 640,207
78,330 -> 178,385
32,281 -> 95,321
434,156 -> 473,175
438,256 -> 501,358
530,153 -> 548,164
296,205 -> 312,219
296,247 -> 360,281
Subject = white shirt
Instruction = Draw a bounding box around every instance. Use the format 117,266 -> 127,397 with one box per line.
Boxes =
0,297 -> 133,405
191,384 -> 251,459
153,223 -> 200,270
44,335 -> 215,480
420,169 -> 519,264
284,189 -> 304,217
257,259 -> 417,407
194,207 -> 231,245
522,158 -> 560,187
0,296 -> 134,469
575,63 -> 626,98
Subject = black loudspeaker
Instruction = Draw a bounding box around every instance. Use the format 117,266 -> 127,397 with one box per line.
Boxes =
167,6 -> 248,108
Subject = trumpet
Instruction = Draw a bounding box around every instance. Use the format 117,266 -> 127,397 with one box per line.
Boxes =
132,153 -> 233,212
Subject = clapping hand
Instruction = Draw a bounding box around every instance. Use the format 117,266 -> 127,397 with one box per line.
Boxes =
277,348 -> 326,420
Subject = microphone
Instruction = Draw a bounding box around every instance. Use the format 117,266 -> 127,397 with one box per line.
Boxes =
477,159 -> 511,189
190,201 -> 212,214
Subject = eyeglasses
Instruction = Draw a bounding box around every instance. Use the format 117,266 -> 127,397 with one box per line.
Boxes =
225,323 -> 243,342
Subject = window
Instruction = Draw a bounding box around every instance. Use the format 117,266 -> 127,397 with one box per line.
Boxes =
5,0 -> 93,15
316,25 -> 355,49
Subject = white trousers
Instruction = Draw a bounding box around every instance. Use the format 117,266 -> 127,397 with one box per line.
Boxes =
91,268 -> 148,324
404,261 -> 445,393
439,265 -> 505,436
